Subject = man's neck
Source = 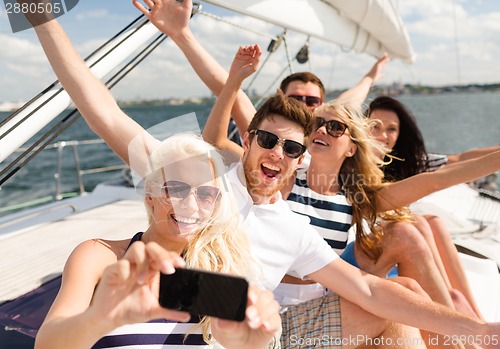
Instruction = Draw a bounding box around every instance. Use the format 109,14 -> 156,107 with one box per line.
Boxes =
250,191 -> 280,205
307,159 -> 342,195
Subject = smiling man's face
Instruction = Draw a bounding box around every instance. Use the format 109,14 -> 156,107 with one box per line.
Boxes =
242,114 -> 305,204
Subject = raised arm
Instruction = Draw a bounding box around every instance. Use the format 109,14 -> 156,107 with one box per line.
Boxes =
377,150 -> 500,211
133,0 -> 256,136
310,259 -> 499,348
446,145 -> 500,165
200,45 -> 261,161
33,19 -> 158,177
336,53 -> 390,107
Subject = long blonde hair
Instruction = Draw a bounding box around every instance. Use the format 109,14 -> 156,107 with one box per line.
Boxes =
143,133 -> 256,343
314,101 -> 401,261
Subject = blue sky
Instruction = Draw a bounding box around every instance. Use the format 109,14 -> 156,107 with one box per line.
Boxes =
1,0 -> 499,102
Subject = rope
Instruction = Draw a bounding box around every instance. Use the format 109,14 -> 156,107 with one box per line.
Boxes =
197,10 -> 276,40
282,32 -> 295,74
253,64 -> 290,109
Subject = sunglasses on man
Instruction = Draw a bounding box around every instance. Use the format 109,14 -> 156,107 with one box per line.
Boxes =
288,95 -> 323,107
250,129 -> 306,159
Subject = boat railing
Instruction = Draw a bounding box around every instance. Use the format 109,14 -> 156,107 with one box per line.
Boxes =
50,139 -> 127,200
2,138 -> 127,215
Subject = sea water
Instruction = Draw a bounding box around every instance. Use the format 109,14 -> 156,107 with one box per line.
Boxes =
0,91 -> 499,217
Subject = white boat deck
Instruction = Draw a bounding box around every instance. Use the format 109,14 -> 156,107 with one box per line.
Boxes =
0,184 -> 147,303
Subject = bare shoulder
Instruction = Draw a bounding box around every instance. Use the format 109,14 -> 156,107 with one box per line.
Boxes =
65,238 -> 132,274
48,238 -> 135,317
60,238 -> 132,291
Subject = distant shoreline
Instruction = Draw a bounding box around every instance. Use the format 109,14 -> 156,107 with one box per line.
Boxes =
116,83 -> 500,108
2,83 -> 499,111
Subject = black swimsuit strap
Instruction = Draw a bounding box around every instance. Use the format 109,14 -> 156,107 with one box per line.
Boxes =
125,232 -> 144,252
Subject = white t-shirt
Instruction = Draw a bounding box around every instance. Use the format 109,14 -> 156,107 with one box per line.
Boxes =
226,162 -> 338,291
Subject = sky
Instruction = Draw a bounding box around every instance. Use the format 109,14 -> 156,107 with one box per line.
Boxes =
0,0 -> 499,103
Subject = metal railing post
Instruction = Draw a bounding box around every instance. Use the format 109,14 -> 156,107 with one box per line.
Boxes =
71,143 -> 85,195
54,141 -> 65,201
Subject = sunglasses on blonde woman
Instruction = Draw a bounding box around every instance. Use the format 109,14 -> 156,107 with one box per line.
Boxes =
314,117 -> 348,138
161,180 -> 220,209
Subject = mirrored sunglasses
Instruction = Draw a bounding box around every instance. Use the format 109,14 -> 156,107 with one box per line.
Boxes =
250,129 -> 306,159
288,95 -> 323,107
314,117 -> 348,138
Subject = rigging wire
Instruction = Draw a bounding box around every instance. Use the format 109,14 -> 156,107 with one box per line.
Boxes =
0,4 -> 204,186
0,15 -> 148,133
0,32 -> 168,186
282,31 -> 295,75
244,33 -> 284,93
197,9 -> 276,40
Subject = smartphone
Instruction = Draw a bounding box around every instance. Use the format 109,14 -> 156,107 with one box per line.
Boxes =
159,268 -> 248,321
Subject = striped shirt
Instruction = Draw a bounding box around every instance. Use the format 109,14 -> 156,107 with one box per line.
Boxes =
425,153 -> 449,172
92,318 -> 207,348
286,172 -> 353,255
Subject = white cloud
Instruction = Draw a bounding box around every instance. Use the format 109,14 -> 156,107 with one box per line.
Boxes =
1,0 -> 500,102
74,9 -> 109,21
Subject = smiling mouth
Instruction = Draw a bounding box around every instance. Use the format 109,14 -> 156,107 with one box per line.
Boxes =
261,162 -> 281,178
171,215 -> 199,225
312,139 -> 328,146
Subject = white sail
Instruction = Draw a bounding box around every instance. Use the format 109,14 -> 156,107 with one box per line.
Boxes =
203,0 -> 415,63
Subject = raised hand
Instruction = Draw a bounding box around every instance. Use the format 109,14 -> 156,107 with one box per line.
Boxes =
229,44 -> 262,82
87,241 -> 190,328
211,285 -> 281,349
366,52 -> 390,85
133,0 -> 193,40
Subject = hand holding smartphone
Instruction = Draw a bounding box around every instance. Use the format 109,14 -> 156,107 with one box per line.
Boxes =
159,268 -> 249,321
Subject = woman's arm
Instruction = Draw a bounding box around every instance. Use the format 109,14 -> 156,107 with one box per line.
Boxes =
133,0 -> 257,137
446,145 -> 500,165
33,19 -> 158,176
378,150 -> 500,211
201,45 -> 261,160
35,240 -> 118,349
35,241 -> 189,349
309,259 -> 498,347
336,53 -> 390,107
